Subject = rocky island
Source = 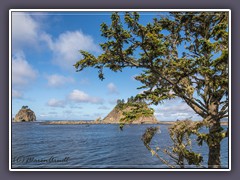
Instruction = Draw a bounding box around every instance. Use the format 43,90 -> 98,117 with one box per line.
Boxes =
43,98 -> 158,125
13,106 -> 36,122
39,96 -> 228,126
102,98 -> 157,124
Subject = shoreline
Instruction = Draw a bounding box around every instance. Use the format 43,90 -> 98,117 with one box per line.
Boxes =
40,120 -> 228,126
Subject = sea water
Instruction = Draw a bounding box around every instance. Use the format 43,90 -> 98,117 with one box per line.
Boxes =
11,122 -> 229,169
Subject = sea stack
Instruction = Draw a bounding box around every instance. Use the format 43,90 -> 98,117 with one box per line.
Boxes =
102,98 -> 158,124
14,106 -> 36,122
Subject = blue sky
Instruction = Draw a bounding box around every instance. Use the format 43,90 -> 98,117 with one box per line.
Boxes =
11,11 -> 201,121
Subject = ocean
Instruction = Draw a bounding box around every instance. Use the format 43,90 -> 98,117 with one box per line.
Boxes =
11,122 -> 229,169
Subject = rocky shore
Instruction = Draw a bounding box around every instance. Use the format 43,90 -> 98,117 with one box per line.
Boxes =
41,120 -> 228,126
41,120 -> 159,125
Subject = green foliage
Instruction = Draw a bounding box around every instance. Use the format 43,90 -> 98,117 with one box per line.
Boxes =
141,126 -> 176,168
168,120 -> 204,167
116,99 -> 125,109
74,11 -> 229,168
142,120 -> 205,167
142,127 -> 159,145
115,98 -> 154,125
75,12 -> 228,120
120,102 -> 154,124
21,106 -> 28,109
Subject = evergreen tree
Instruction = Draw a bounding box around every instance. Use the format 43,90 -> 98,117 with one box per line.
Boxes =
74,11 -> 229,168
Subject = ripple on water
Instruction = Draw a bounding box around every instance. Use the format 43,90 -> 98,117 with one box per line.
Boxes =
12,123 -> 229,168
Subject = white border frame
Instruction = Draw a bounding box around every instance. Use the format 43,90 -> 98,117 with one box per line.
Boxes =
9,9 -> 231,171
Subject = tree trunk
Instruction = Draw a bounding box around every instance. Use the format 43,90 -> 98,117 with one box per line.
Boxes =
208,138 -> 221,168
207,117 -> 221,168
178,154 -> 184,168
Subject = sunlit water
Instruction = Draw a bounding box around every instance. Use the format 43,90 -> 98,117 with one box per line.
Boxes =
11,122 -> 229,169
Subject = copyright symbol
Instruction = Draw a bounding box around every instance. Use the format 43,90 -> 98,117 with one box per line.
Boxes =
12,156 -> 26,163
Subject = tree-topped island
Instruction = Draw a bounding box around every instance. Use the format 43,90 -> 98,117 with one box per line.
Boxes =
102,97 -> 158,126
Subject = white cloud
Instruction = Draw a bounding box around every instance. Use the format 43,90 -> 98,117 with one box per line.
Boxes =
158,100 -> 194,113
47,98 -> 66,108
171,112 -> 190,117
68,89 -> 103,104
154,99 -> 198,121
12,13 -> 99,70
43,31 -> 100,70
12,52 -> 37,87
107,83 -> 119,94
11,13 -> 40,96
40,114 -> 49,117
12,12 -> 40,50
46,74 -> 74,87
12,89 -> 23,98
154,112 -> 164,116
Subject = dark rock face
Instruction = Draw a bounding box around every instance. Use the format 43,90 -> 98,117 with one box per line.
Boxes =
102,105 -> 158,124
14,107 -> 36,122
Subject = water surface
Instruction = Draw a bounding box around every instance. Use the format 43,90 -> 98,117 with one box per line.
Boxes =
11,122 -> 229,169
